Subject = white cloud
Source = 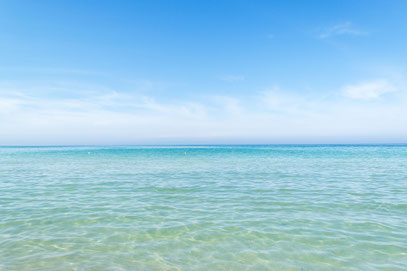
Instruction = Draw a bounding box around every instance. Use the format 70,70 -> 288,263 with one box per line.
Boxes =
341,79 -> 397,99
319,22 -> 367,39
0,81 -> 407,145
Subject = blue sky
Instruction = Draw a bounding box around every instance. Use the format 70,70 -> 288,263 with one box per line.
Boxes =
1,0 -> 407,145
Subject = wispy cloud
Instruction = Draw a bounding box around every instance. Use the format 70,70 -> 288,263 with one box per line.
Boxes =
1,80 -> 407,144
341,79 -> 397,99
212,96 -> 242,115
319,22 -> 367,39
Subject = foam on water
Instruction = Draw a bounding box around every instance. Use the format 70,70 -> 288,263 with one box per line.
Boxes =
1,145 -> 407,270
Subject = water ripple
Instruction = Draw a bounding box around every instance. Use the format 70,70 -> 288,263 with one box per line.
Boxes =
1,145 -> 407,270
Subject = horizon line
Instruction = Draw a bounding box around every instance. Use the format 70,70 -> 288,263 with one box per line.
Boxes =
1,143 -> 406,147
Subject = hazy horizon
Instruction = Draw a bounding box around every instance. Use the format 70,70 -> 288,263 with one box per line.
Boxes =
1,142 -> 407,147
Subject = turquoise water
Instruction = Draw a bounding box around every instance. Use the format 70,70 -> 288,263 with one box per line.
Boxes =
1,145 -> 407,270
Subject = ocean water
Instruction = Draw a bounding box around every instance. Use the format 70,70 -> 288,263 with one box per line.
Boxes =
1,145 -> 407,271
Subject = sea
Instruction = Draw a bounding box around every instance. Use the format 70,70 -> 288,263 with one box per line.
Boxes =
1,145 -> 406,270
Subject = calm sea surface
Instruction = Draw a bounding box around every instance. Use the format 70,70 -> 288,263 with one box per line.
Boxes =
1,145 -> 407,270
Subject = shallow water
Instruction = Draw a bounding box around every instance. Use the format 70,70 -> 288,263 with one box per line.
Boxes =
1,145 -> 407,270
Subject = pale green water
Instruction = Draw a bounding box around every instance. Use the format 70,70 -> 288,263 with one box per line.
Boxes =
1,145 -> 407,270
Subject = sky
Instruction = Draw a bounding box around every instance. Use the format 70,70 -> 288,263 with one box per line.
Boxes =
1,0 -> 407,145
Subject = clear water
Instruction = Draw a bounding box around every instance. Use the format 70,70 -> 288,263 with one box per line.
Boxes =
1,145 -> 407,270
